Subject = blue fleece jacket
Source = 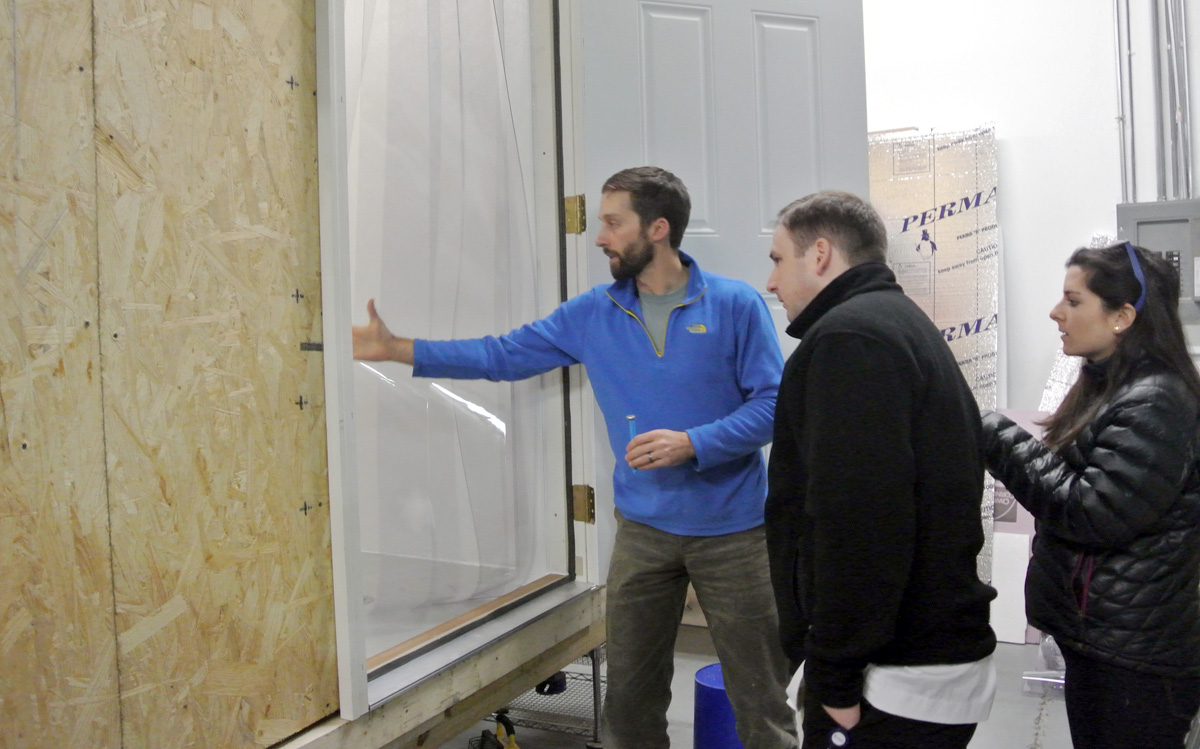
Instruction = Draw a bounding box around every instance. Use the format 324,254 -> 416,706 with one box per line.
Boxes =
413,253 -> 783,536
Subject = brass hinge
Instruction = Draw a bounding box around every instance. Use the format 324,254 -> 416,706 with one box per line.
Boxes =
564,194 -> 586,234
571,484 -> 596,524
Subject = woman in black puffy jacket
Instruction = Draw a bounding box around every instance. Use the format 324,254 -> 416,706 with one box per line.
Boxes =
982,242 -> 1200,749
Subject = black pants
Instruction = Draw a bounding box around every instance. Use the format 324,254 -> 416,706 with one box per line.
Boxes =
800,686 -> 976,749
1061,644 -> 1200,749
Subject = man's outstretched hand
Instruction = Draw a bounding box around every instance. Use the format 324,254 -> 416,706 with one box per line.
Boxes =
352,299 -> 414,364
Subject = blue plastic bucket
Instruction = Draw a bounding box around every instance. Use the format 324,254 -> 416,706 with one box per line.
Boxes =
694,662 -> 744,748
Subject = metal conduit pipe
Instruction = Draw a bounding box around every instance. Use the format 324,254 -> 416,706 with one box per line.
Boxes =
1165,0 -> 1183,198
1173,0 -> 1192,198
1152,0 -> 1168,200
1108,0 -> 1185,202
1114,0 -> 1136,203
1161,0 -> 1180,198
1111,0 -> 1191,202
1126,0 -> 1137,201
1123,0 -> 1132,200
1114,0 -> 1129,203
1157,0 -> 1193,200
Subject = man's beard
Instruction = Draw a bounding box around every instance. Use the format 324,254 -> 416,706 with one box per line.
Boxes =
609,234 -> 655,281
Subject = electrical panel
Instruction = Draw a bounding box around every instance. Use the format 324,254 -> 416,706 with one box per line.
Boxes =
1117,199 -> 1200,323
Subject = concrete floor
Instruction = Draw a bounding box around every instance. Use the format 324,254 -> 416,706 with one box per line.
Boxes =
443,626 -> 1074,748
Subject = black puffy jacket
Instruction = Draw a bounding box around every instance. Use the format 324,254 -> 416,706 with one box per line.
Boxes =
983,361 -> 1200,676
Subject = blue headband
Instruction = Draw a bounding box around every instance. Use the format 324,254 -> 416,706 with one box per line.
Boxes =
1124,242 -> 1146,312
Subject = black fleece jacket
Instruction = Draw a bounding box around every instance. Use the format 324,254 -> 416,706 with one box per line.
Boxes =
765,262 -> 997,709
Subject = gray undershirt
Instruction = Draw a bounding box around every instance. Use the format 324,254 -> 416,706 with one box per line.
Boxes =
638,276 -> 689,353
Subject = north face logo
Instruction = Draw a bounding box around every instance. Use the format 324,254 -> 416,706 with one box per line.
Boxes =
686,323 -> 707,333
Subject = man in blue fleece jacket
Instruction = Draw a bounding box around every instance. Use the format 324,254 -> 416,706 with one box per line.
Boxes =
353,167 -> 796,748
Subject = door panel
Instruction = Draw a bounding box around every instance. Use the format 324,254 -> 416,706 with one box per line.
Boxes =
641,4 -> 719,234
754,13 -> 823,231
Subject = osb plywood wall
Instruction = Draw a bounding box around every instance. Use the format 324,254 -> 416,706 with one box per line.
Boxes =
2,0 -> 337,745
0,0 -> 120,745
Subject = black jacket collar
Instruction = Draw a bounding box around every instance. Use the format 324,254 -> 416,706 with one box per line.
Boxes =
785,262 -> 901,340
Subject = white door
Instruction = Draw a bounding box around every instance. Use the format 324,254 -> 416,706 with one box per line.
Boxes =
570,0 -> 869,576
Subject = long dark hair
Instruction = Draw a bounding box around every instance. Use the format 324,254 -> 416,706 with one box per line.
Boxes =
1042,242 -> 1200,451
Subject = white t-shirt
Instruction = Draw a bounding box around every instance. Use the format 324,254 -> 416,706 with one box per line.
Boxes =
786,655 -> 996,725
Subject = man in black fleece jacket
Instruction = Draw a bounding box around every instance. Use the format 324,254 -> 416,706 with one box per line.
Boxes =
763,190 -> 997,749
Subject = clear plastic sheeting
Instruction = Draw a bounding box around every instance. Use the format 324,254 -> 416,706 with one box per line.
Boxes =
343,0 -> 557,664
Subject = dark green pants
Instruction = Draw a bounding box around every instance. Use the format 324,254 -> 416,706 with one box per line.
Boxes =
601,511 -> 798,749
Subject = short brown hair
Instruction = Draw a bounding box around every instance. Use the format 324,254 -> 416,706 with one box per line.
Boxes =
602,167 -> 691,249
777,190 -> 887,266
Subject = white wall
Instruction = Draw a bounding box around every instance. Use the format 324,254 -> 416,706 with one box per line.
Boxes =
863,0 -> 1125,410
864,0 -> 1200,408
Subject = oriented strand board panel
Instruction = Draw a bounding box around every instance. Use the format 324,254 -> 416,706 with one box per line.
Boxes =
0,0 -> 120,746
92,0 -> 337,745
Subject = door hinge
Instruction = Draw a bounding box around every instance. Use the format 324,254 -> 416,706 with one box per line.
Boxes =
571,484 -> 596,524
564,194 -> 586,234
